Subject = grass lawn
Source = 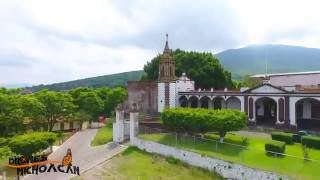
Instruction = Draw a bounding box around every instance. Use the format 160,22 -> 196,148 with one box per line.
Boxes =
74,147 -> 222,180
90,123 -> 113,146
139,132 -> 320,180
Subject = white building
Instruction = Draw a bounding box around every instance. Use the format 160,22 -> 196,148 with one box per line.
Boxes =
156,37 -> 320,131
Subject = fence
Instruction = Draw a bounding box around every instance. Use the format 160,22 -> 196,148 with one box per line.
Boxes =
138,126 -> 320,179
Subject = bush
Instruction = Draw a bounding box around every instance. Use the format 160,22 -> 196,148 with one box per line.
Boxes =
9,132 -> 57,156
0,146 -> 12,158
0,137 -> 8,146
204,133 -> 248,146
271,132 -> 293,144
265,140 -> 286,155
301,136 -> 320,149
162,108 -> 247,141
292,134 -> 301,143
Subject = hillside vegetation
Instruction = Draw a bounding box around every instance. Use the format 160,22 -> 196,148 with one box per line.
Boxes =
215,44 -> 320,79
26,70 -> 144,92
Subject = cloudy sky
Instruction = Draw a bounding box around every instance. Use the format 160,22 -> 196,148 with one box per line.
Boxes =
1,0 -> 320,86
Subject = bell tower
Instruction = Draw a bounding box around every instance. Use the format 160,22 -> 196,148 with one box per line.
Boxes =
158,34 -> 176,82
158,34 -> 177,112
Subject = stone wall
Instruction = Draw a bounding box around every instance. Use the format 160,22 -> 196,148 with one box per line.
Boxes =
132,137 -> 288,180
127,81 -> 158,115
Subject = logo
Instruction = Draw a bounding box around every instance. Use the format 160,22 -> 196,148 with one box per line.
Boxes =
7,148 -> 80,177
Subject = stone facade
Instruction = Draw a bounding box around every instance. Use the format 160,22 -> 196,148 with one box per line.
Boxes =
127,81 -> 158,115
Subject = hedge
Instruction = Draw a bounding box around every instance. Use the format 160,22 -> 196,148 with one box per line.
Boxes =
301,136 -> 320,149
9,132 -> 57,156
161,108 -> 247,139
271,132 -> 293,144
265,140 -> 286,155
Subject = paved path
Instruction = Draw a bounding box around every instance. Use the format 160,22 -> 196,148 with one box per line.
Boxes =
22,129 -> 125,180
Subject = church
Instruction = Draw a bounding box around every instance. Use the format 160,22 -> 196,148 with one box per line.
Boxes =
127,36 -> 320,131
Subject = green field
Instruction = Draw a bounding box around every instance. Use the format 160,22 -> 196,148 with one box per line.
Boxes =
75,147 -> 222,179
90,123 -> 113,146
139,132 -> 320,180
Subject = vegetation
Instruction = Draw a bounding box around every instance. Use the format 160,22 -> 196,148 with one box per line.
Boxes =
139,132 -> 320,179
265,140 -> 286,155
91,122 -> 113,146
142,49 -> 234,89
271,132 -> 294,144
26,70 -> 144,92
215,44 -> 320,78
9,132 -> 57,156
0,86 -> 126,136
161,108 -> 247,142
302,136 -> 320,149
74,147 -> 222,180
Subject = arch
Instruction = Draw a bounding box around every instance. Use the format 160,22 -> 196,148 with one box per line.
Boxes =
179,96 -> 188,108
212,96 -> 225,110
255,97 -> 277,125
189,96 -> 199,108
160,66 -> 164,77
226,96 -> 241,110
200,96 -> 210,108
295,98 -> 320,130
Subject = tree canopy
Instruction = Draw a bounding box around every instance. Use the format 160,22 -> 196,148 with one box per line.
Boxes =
142,49 -> 234,89
161,108 -> 247,142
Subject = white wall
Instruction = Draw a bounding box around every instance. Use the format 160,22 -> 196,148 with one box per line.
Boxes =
176,79 -> 195,92
132,138 -> 286,180
256,100 -> 264,116
169,82 -> 176,108
158,83 -> 165,112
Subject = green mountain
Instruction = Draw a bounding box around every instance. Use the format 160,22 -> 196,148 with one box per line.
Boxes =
24,44 -> 320,91
26,70 -> 144,92
215,44 -> 320,80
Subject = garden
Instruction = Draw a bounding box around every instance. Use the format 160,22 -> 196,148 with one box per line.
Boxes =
139,108 -> 320,180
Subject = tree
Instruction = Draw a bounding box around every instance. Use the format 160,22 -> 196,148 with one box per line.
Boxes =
77,91 -> 103,121
96,87 -> 127,116
142,49 -> 234,89
17,95 -> 46,131
162,108 -> 247,142
35,90 -> 76,131
0,94 -> 25,136
241,75 -> 262,88
9,132 -> 57,156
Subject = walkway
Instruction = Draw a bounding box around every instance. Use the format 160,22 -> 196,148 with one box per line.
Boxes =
22,129 -> 126,180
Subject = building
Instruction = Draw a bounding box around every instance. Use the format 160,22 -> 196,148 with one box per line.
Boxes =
128,36 -> 320,130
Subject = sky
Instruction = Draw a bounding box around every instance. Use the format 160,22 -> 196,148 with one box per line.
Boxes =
1,0 -> 320,86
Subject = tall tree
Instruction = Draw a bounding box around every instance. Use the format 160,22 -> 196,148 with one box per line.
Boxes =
17,95 -> 46,131
35,90 -> 76,131
142,49 -> 234,89
96,87 -> 127,116
0,93 -> 24,136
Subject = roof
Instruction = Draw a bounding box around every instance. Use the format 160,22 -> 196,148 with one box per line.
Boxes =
242,83 -> 288,93
251,71 -> 320,78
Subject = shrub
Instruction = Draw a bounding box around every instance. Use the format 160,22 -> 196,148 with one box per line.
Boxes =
162,108 -> 247,142
9,132 -> 57,156
265,140 -> 286,155
0,146 -> 12,158
271,132 -> 293,144
292,134 -> 301,143
0,137 -> 8,146
301,136 -> 320,149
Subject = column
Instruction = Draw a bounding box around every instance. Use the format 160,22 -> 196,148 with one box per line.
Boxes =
130,111 -> 139,145
113,110 -> 125,143
289,97 -> 297,128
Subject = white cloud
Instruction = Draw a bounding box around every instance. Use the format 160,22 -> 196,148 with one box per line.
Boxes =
0,0 -> 320,85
